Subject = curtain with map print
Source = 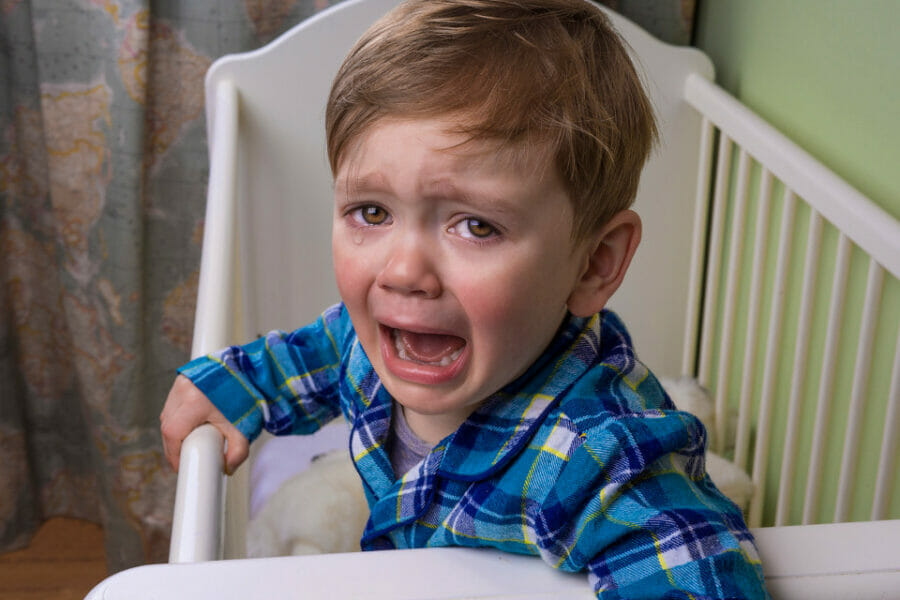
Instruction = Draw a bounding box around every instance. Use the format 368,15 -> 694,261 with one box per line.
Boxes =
0,0 -> 695,573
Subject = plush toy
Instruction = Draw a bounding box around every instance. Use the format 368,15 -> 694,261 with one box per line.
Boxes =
247,447 -> 369,558
248,377 -> 754,557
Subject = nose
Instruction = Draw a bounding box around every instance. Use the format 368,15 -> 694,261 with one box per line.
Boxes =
376,233 -> 442,298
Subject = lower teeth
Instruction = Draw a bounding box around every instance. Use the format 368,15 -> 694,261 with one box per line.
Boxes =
394,334 -> 463,366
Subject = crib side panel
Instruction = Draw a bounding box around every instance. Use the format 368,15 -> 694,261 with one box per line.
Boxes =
684,76 -> 900,528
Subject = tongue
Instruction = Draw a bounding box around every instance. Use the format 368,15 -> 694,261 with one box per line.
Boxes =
396,330 -> 465,363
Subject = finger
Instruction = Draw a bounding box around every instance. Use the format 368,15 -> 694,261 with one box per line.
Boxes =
161,412 -> 189,472
160,374 -> 190,423
209,412 -> 249,475
223,430 -> 250,475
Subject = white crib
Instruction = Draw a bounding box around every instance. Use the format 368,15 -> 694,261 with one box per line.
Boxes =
87,0 -> 900,598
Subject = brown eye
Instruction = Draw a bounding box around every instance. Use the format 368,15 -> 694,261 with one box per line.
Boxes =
465,218 -> 495,238
360,205 -> 388,225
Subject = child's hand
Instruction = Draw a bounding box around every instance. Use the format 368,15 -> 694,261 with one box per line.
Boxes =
160,374 -> 249,474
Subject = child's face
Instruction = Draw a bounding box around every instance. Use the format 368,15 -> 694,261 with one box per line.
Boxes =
332,118 -> 593,442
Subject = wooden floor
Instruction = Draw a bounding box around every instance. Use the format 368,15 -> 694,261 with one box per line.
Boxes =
0,518 -> 108,600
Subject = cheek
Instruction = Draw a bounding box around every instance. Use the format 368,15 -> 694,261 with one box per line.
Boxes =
454,254 -> 568,338
332,243 -> 369,304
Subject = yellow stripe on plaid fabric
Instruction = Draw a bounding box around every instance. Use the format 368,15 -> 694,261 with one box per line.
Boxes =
648,528 -> 695,599
322,309 -> 341,355
597,361 -> 650,394
264,331 -> 294,387
209,353 -> 265,401
353,439 -> 383,462
346,339 -> 371,407
209,354 -> 268,425
442,523 -> 532,547
396,472 -> 407,521
491,394 -> 552,465
540,415 -> 576,461
520,446 -> 541,544
282,363 -> 339,391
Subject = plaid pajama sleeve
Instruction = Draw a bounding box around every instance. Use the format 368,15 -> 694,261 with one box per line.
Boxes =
176,303 -> 351,442
538,411 -> 767,599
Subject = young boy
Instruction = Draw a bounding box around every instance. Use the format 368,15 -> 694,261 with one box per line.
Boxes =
161,1 -> 769,597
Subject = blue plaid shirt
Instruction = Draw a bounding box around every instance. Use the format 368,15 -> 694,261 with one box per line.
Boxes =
179,304 -> 768,599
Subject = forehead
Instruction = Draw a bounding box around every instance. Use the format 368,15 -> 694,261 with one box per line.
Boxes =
334,117 -> 559,197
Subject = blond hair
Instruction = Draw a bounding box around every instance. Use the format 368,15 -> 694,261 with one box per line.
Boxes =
325,0 -> 657,240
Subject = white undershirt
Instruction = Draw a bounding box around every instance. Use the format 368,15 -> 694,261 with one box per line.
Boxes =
389,402 -> 433,478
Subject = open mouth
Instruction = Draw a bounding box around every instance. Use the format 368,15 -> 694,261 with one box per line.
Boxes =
391,328 -> 466,367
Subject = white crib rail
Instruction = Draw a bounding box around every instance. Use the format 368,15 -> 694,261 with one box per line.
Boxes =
168,79 -> 240,564
683,73 -> 900,528
683,75 -> 900,279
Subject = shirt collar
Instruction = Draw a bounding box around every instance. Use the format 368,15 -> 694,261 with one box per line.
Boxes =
348,312 -> 616,483
351,310 -> 626,544
435,312 -> 601,479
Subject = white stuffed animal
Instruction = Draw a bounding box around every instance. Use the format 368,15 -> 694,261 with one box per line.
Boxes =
247,448 -> 369,558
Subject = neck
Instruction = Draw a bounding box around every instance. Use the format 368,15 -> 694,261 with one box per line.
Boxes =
400,404 -> 478,446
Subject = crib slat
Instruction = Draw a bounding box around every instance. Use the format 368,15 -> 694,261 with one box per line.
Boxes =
684,75 -> 900,282
699,132 -> 734,396
714,149 -> 752,461
775,208 -> 823,526
871,326 -> 900,520
833,259 -> 884,522
748,187 -> 796,528
734,168 -> 774,472
803,233 -> 852,524
683,118 -> 716,377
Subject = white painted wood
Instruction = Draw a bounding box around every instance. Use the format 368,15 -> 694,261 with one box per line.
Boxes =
169,425 -> 225,563
803,234 -> 851,524
721,149 -> 751,469
92,521 -> 900,600
737,168 -> 773,468
190,80 -> 239,358
684,74 -> 900,280
748,187 -> 795,528
682,118 -> 715,376
597,9 -> 715,378
834,259 -> 884,522
871,328 -> 900,520
91,546 -> 596,600
753,520 -> 900,600
169,79 -> 239,563
698,132 -> 733,398
775,208 -> 822,526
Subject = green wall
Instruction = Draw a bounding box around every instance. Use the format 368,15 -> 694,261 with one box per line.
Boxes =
691,1 -> 900,526
694,0 -> 900,219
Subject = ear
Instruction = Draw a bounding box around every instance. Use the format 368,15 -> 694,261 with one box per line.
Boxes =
566,209 -> 642,317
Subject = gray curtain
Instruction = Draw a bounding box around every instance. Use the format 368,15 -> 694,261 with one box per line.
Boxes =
0,0 -> 694,573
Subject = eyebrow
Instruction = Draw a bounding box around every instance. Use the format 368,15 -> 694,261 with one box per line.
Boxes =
421,177 -> 517,215
334,171 -> 392,198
